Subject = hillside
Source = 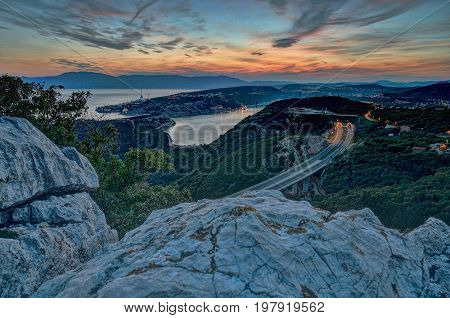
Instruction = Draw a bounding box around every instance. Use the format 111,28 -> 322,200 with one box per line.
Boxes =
280,83 -> 401,99
375,80 -> 438,87
279,82 -> 450,107
387,82 -> 450,101
311,113 -> 450,230
254,96 -> 375,116
170,97 -> 369,199
371,108 -> 450,133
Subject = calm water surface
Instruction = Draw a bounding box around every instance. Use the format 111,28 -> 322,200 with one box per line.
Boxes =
167,107 -> 263,146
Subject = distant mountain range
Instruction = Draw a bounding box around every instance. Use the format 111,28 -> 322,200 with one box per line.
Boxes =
22,72 -> 445,90
23,72 -> 296,90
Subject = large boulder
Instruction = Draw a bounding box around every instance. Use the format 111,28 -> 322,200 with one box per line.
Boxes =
0,193 -> 117,297
0,117 -> 117,297
34,191 -> 449,298
0,117 -> 98,210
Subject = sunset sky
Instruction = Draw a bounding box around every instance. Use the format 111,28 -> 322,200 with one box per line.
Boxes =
0,0 -> 449,82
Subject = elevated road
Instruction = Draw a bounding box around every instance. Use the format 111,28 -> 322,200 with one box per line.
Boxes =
232,123 -> 354,195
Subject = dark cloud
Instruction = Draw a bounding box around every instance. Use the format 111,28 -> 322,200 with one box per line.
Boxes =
268,0 -> 423,48
0,1 -> 148,50
141,39 -> 213,55
330,1 -> 423,27
128,0 -> 159,24
280,63 -> 296,71
183,42 -> 214,55
140,37 -> 184,52
237,57 -> 257,63
49,58 -> 101,71
0,0 -> 202,50
263,0 -> 289,14
159,37 -> 183,50
69,1 -> 129,18
273,37 -> 299,48
192,45 -> 212,54
304,33 -> 413,56
251,51 -> 265,56
137,49 -> 150,54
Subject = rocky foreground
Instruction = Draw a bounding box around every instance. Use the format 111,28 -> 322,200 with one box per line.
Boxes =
34,190 -> 449,298
0,118 -> 117,297
1,117 -> 449,298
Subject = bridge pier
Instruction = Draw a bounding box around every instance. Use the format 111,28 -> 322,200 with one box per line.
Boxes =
291,177 -> 311,195
291,183 -> 299,195
302,178 -> 310,193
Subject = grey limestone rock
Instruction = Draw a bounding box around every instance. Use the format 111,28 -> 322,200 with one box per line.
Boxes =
0,118 -> 117,297
34,191 -> 449,298
0,117 -> 98,211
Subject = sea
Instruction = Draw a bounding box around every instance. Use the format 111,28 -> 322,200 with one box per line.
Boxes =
62,88 -> 262,145
166,107 -> 263,146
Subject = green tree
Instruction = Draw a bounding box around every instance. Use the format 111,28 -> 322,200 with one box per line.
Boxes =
125,148 -> 173,174
0,74 -> 90,145
77,124 -> 190,237
90,147 -> 190,238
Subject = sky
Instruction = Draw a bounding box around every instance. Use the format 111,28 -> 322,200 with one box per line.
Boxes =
0,0 -> 449,82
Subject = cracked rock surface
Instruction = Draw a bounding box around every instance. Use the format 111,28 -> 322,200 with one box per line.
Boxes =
0,117 -> 98,210
0,118 -> 117,297
35,191 -> 449,298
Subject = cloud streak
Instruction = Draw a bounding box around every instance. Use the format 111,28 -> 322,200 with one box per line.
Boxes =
265,0 -> 423,48
49,58 -> 102,71
272,38 -> 299,48
0,0 -> 204,50
0,1 -> 144,49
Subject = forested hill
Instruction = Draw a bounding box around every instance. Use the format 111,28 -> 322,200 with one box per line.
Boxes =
252,96 -> 374,116
386,82 -> 450,101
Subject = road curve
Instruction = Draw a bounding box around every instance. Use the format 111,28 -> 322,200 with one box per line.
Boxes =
231,123 -> 354,196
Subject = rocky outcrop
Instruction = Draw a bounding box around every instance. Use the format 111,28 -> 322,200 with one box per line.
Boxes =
35,191 -> 449,298
304,135 -> 328,155
0,117 -> 117,297
0,117 -> 98,210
